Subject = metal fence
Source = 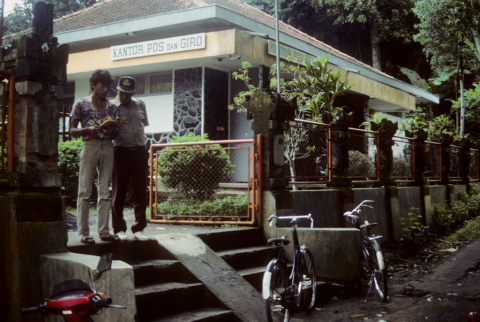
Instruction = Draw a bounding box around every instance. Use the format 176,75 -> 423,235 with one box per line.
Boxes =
0,71 -> 15,174
425,141 -> 441,183
282,120 -> 480,188
284,120 -> 329,184
347,128 -> 379,183
149,137 -> 261,225
392,135 -> 414,183
59,105 -> 72,142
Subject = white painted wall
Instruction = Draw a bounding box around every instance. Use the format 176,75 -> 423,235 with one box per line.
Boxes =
73,79 -> 174,134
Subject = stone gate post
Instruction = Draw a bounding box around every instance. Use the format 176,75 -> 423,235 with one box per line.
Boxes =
0,2 -> 69,321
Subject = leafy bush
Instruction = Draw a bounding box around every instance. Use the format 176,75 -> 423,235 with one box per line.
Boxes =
156,133 -> 234,201
393,157 -> 411,177
156,195 -> 248,221
347,150 -> 375,178
58,139 -> 84,190
433,185 -> 480,235
437,216 -> 480,249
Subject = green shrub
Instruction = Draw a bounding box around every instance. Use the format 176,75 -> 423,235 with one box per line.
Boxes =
156,195 -> 248,221
393,156 -> 411,177
156,133 -> 234,201
347,150 -> 375,178
58,139 -> 84,190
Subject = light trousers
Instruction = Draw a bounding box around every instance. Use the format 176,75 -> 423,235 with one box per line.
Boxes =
77,139 -> 114,236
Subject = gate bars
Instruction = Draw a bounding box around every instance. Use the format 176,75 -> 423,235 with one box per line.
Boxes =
149,135 -> 262,225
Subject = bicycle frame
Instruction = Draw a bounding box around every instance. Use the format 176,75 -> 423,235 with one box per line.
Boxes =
264,215 -> 314,308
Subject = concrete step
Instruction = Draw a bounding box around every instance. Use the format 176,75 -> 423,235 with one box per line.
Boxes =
135,282 -> 227,321
149,307 -> 238,322
216,245 -> 274,270
197,228 -> 265,252
129,259 -> 199,287
68,239 -> 175,262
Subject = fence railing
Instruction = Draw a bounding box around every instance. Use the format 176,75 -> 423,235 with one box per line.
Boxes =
285,119 -> 480,188
149,137 -> 262,225
348,128 -> 380,184
1,71 -> 15,175
59,105 -> 72,142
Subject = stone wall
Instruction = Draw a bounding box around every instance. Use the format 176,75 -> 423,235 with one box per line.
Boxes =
145,67 -> 204,145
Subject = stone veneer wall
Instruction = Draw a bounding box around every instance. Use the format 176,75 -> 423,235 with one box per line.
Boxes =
145,67 -> 203,146
204,68 -> 228,140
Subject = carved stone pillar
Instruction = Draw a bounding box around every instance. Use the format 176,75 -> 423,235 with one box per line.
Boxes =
0,2 -> 70,321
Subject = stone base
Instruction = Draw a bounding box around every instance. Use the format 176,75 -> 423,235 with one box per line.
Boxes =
0,194 -> 67,321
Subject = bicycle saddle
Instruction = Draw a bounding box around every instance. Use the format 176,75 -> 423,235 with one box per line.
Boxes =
360,222 -> 378,229
267,237 -> 291,246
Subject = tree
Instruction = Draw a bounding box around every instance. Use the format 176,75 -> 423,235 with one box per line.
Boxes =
413,0 -> 480,137
313,0 -> 416,71
3,0 -> 100,35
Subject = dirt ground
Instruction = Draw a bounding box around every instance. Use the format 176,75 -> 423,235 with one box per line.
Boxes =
289,235 -> 480,322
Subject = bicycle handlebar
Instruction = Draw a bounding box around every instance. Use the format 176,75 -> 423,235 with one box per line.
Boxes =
268,214 -> 314,228
343,200 -> 375,223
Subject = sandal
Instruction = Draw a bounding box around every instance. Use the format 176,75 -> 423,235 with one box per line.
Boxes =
99,234 -> 120,242
81,236 -> 95,244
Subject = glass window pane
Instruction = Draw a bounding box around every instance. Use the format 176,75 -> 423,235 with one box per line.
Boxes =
135,76 -> 145,95
150,73 -> 172,94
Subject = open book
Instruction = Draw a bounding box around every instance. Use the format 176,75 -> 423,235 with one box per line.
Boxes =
99,120 -> 126,129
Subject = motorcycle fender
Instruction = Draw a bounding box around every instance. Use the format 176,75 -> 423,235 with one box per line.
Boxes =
262,259 -> 279,300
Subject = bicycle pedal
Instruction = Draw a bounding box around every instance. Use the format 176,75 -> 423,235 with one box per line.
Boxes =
272,305 -> 284,312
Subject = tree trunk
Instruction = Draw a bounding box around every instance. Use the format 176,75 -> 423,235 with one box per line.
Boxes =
289,162 -> 298,191
369,18 -> 382,71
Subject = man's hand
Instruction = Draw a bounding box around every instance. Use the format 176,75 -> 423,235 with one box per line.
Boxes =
85,126 -> 101,136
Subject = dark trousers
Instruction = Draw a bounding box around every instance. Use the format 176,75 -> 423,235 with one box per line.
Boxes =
111,146 -> 148,234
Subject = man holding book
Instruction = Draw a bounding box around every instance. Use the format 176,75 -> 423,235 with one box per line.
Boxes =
70,69 -> 120,244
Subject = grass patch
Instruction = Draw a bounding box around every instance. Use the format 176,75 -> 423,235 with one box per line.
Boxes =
436,216 -> 480,249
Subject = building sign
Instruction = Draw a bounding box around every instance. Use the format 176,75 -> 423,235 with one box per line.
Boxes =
111,33 -> 206,61
267,40 -> 316,66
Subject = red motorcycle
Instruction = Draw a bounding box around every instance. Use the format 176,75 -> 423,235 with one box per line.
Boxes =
21,253 -> 125,322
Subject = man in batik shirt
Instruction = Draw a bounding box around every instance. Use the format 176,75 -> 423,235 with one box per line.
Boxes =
70,69 -> 120,244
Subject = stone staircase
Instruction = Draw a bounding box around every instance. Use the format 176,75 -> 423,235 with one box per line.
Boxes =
197,228 -> 274,292
68,240 -> 239,321
66,227 -> 315,321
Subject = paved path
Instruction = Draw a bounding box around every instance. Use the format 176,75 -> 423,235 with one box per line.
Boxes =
67,207 -> 244,245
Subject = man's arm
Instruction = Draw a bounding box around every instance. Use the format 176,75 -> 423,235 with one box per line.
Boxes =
70,118 -> 101,137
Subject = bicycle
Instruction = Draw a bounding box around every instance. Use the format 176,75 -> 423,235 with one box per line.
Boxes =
262,214 -> 317,322
343,200 -> 388,302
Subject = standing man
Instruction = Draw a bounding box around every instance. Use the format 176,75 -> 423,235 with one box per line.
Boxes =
112,76 -> 149,241
70,69 -> 119,244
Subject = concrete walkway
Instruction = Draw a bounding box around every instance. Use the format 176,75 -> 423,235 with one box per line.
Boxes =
67,207 -> 247,245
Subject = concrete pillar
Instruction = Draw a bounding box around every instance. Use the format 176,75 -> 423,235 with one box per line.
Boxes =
461,141 -> 471,184
372,119 -> 398,186
413,130 -> 427,186
328,111 -> 351,188
247,66 -> 296,232
0,2 -> 69,321
440,136 -> 451,185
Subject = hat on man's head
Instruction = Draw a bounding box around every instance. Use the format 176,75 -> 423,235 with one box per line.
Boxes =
116,76 -> 136,93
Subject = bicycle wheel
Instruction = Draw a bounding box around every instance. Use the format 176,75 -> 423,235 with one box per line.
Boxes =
300,248 -> 316,311
370,240 -> 388,301
265,261 -> 289,322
